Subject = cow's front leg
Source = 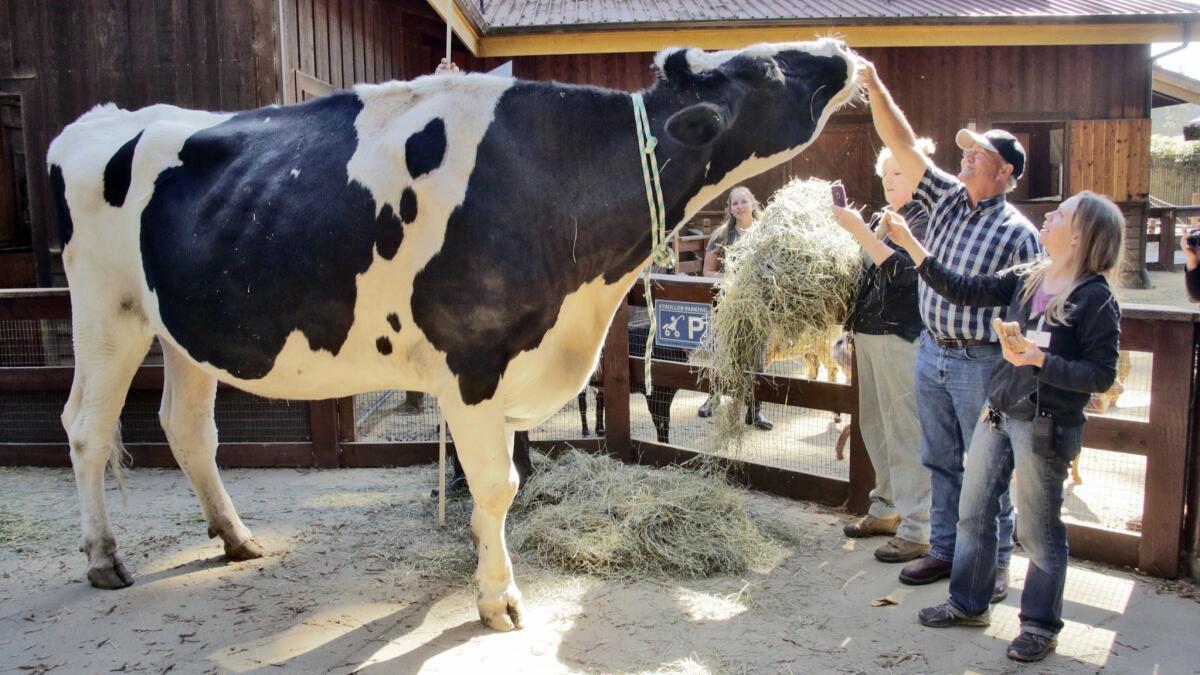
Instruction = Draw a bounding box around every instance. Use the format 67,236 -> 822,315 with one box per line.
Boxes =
442,397 -> 524,631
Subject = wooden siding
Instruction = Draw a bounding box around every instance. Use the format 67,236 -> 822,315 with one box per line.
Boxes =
1068,118 -> 1152,202
0,0 -> 280,286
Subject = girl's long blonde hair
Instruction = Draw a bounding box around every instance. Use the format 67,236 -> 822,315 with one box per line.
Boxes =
714,186 -> 761,246
1017,191 -> 1124,325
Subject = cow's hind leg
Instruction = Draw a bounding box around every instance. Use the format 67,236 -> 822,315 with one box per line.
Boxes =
442,398 -> 524,631
159,342 -> 263,560
63,310 -> 152,589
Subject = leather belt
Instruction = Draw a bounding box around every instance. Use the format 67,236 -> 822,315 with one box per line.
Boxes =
932,336 -> 991,349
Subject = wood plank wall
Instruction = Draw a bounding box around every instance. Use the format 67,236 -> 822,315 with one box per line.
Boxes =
0,0 -> 279,286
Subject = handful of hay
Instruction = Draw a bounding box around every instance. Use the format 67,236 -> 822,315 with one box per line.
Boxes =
704,178 -> 862,447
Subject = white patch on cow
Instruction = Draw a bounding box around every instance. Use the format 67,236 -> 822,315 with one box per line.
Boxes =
498,266 -> 644,428
653,37 -> 848,75
246,73 -> 517,400
290,168 -> 300,178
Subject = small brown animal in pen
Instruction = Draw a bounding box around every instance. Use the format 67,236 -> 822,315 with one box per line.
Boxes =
1076,350 -> 1133,484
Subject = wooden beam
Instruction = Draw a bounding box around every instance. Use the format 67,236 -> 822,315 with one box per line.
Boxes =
628,357 -> 855,413
602,300 -> 632,461
0,442 -> 316,468
309,399 -> 340,468
477,22 -> 1198,58
1065,522 -> 1140,570
634,440 -> 848,506
423,0 -> 479,56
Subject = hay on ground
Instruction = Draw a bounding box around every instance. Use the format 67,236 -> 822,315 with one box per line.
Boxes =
509,450 -> 783,580
705,178 -> 862,448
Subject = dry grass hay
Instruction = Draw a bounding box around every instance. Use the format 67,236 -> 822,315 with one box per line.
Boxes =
372,450 -> 793,583
509,450 -> 784,580
705,178 -> 862,448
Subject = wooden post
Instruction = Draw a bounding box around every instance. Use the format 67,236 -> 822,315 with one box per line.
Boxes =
309,399 -> 340,469
602,298 -> 632,462
335,396 -> 356,442
1139,321 -> 1192,577
1188,322 -> 1200,582
845,348 -> 874,514
1159,209 -> 1178,273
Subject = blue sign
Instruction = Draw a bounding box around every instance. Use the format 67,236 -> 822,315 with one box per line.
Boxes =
654,300 -> 711,349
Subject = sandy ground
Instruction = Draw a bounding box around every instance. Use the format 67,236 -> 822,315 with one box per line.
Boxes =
2,465 -> 1198,674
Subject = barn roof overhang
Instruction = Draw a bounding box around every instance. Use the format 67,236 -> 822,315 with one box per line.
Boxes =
1153,65 -> 1200,107
428,1 -> 1200,58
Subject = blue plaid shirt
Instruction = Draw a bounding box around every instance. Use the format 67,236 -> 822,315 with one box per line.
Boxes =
913,165 -> 1042,341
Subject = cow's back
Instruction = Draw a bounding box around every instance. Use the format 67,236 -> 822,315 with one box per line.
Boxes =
49,76 -> 523,401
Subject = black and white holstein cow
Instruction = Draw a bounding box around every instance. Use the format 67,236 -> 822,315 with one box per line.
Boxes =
48,39 -> 858,631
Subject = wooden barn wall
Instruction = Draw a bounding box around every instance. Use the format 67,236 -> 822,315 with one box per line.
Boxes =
0,0 -> 280,286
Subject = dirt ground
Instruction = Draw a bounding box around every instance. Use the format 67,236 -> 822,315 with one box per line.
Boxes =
3,465 -> 1198,674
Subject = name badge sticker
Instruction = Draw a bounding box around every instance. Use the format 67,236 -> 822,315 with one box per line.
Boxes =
1027,330 -> 1051,349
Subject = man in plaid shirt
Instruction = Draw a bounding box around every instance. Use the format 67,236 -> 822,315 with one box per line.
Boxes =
858,60 -> 1042,595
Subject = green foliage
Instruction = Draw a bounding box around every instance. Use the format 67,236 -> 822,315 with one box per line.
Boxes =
1151,134 -> 1200,172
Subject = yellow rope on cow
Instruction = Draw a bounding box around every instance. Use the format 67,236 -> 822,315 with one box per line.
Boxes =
632,93 -> 673,394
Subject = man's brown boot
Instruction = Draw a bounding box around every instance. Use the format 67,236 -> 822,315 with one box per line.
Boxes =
874,537 -> 930,563
843,514 -> 900,538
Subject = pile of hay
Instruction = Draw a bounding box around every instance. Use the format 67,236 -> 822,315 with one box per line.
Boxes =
364,450 -> 799,583
509,450 -> 783,579
704,178 -> 862,447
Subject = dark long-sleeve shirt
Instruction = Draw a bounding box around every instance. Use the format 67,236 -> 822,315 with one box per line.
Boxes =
845,201 -> 929,342
1187,264 -> 1200,303
919,258 -> 1121,425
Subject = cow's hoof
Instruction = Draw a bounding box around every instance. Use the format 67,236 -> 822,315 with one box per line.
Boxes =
478,585 -> 524,632
87,556 -> 134,589
225,537 -> 266,561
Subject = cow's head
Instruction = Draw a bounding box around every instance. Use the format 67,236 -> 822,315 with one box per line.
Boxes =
651,39 -> 859,188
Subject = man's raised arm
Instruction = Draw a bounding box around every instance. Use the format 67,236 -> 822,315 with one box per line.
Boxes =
860,60 -> 928,191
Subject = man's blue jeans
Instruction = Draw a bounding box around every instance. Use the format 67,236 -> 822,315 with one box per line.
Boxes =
947,415 -> 1081,637
914,333 -> 1014,568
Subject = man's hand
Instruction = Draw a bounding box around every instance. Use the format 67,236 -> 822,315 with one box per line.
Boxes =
435,58 -> 461,75
857,58 -> 881,92
992,318 -> 1045,368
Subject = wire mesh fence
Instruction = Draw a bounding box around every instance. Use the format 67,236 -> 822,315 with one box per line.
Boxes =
1079,350 -> 1150,422
1062,447 -> 1146,534
0,389 -> 311,444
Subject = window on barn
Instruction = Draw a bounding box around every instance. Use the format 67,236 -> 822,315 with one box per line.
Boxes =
992,120 -> 1066,202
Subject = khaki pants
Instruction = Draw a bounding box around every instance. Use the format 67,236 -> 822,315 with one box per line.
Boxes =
854,332 -> 930,544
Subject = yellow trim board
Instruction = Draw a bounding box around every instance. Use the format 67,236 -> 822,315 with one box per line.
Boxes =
477,21 -> 1198,57
426,0 -> 480,55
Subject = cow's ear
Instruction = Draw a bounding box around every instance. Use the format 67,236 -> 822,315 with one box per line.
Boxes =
665,103 -> 727,146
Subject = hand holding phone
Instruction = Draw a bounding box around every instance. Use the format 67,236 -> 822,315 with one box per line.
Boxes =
831,182 -> 847,208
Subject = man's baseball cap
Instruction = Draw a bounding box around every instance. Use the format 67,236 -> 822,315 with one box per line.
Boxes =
956,128 -> 1026,181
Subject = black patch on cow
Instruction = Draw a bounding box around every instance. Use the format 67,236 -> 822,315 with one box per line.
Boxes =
412,83 -> 666,405
387,313 -> 401,332
399,187 -> 417,224
49,165 -> 74,248
374,204 -> 404,260
140,93 -> 398,379
405,118 -> 446,179
103,131 -> 143,207
411,52 -> 850,405
376,336 -> 393,355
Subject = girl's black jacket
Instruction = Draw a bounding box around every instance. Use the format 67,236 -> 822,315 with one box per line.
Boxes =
919,259 -> 1121,426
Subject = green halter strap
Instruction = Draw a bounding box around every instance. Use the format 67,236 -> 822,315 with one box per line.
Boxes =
631,93 -> 674,394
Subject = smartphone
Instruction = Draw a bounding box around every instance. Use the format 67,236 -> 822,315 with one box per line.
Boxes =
831,182 -> 847,208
